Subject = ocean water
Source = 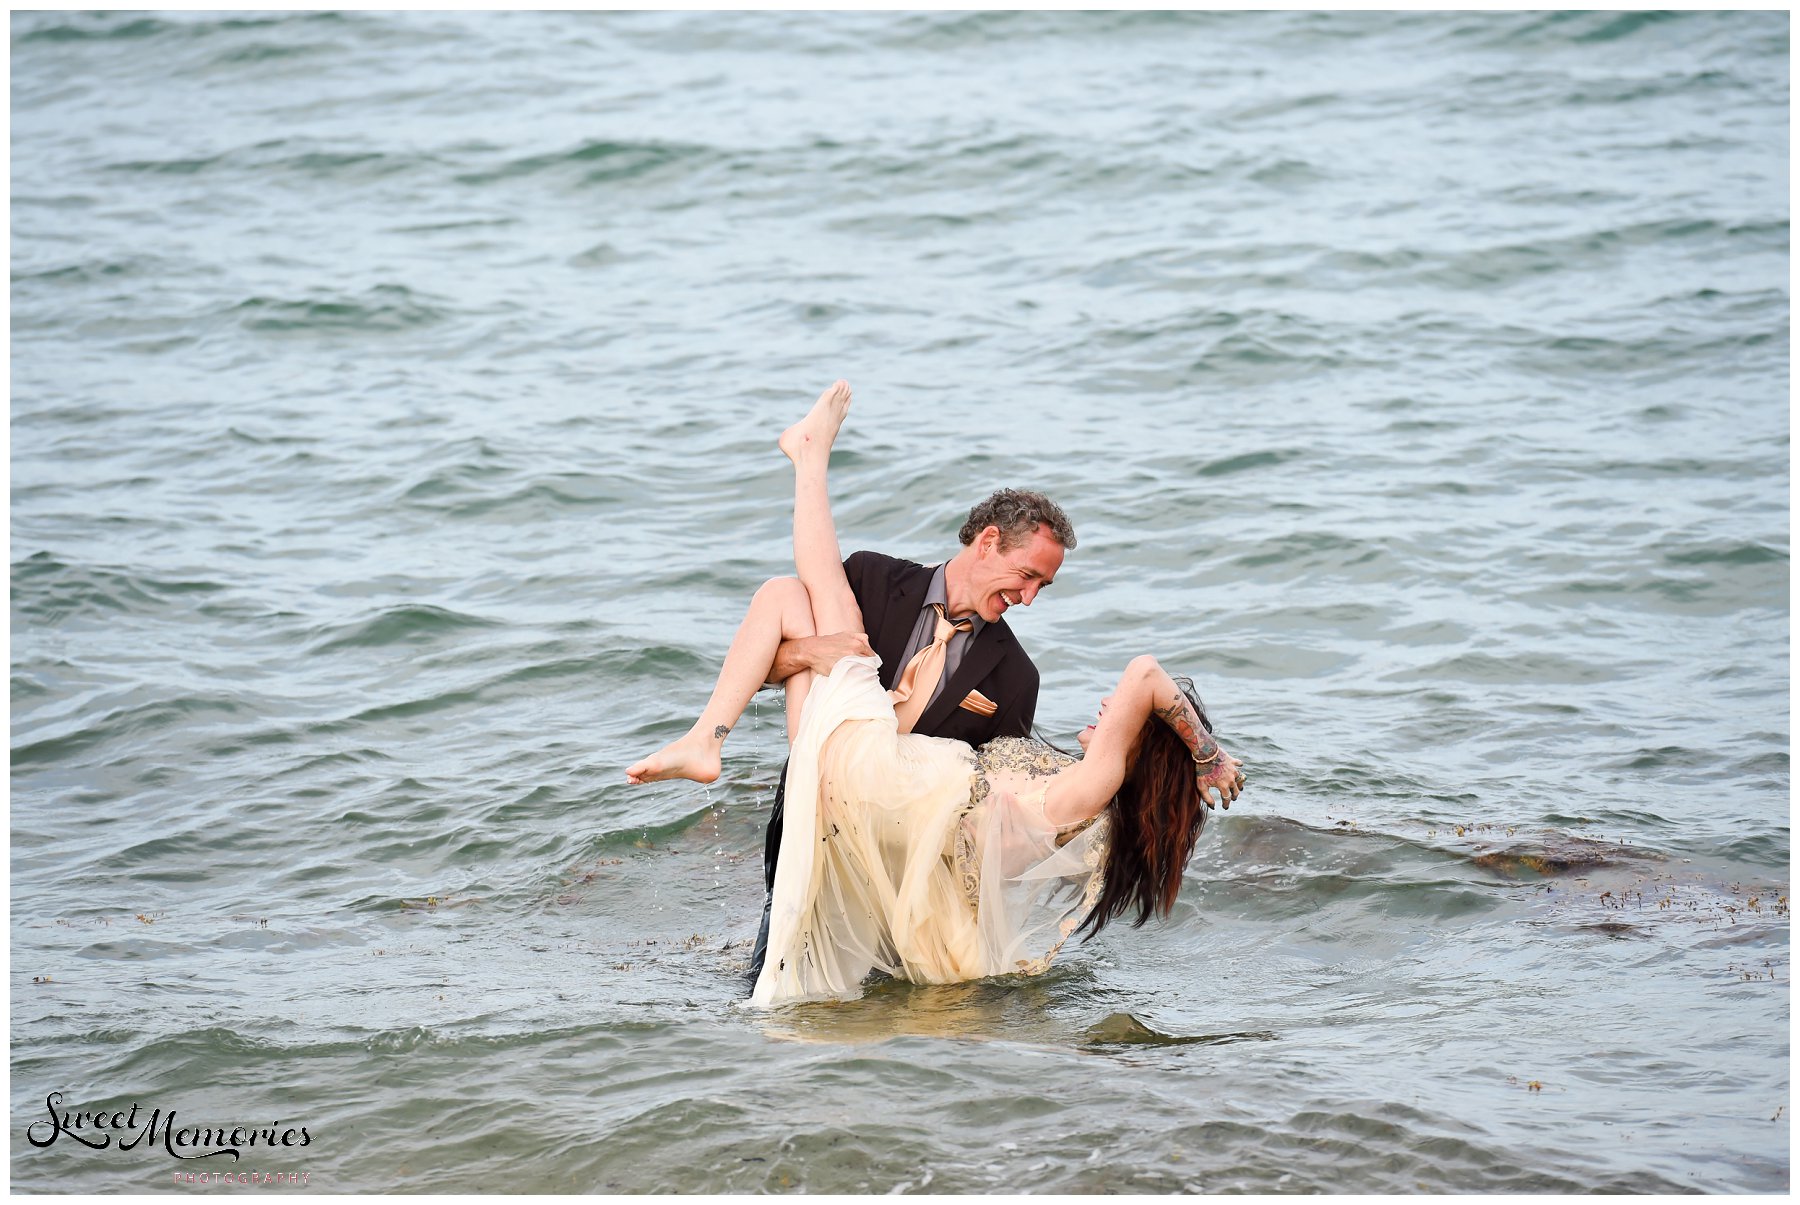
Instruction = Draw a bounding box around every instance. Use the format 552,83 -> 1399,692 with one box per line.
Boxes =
10,9 -> 1788,1193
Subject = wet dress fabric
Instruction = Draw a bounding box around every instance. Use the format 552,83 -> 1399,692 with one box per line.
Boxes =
751,655 -> 1109,1008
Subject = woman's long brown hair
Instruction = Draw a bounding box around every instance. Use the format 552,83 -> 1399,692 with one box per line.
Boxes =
1076,677 -> 1212,940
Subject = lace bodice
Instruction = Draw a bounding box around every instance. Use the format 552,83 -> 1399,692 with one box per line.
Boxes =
969,736 -> 1079,811
942,736 -> 1107,976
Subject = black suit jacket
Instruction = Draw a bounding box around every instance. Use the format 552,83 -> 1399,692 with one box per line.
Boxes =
761,549 -> 1042,890
844,549 -> 1038,744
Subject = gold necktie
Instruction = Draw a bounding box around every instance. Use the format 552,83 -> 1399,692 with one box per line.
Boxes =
889,604 -> 972,733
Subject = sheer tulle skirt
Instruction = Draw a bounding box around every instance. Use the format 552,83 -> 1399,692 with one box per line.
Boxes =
750,656 -> 1108,1008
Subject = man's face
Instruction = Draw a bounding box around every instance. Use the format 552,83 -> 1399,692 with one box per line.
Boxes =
967,524 -> 1065,623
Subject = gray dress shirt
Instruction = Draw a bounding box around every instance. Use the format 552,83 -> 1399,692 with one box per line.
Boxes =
894,563 -> 988,712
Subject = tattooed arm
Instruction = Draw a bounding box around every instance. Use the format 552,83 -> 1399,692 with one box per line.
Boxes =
1044,656 -> 1245,827
1150,687 -> 1245,806
1152,693 -> 1212,764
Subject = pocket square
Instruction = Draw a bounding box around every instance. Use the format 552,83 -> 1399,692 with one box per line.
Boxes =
958,689 -> 998,717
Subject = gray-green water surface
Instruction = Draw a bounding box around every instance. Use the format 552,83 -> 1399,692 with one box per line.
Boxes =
12,9 -> 1788,1193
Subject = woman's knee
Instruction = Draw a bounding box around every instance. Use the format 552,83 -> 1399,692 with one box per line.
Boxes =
755,576 -> 815,632
755,576 -> 808,606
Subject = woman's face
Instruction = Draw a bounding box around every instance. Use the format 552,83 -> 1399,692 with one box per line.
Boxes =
1076,694 -> 1113,750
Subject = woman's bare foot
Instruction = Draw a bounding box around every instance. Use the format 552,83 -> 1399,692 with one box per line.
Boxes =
779,380 -> 852,464
624,726 -> 726,785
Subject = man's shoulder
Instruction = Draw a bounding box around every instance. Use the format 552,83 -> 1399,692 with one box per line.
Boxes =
846,549 -> 929,586
846,549 -> 926,573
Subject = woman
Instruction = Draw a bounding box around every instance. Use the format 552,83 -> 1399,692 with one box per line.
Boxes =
627,382 -> 1245,1006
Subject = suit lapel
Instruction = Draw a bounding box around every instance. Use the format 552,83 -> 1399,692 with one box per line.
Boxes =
876,563 -> 932,690
918,619 -> 1012,736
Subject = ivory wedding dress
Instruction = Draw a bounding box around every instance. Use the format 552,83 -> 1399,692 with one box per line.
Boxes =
750,654 -> 1110,1008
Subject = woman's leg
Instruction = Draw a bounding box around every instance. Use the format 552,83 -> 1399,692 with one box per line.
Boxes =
779,380 -> 865,638
624,576 -> 816,784
626,382 -> 864,785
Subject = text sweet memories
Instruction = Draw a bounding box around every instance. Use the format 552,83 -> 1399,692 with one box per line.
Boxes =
25,1092 -> 312,1162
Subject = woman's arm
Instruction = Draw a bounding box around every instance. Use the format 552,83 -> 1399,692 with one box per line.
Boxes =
1043,656 -> 1242,827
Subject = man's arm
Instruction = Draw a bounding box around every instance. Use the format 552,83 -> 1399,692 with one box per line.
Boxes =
768,631 -> 874,682
998,663 -> 1038,738
769,552 -> 878,682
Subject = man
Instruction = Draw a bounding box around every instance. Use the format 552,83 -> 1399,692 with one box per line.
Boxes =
750,486 -> 1077,975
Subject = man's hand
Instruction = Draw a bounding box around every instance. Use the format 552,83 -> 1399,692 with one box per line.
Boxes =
803,631 -> 875,675
769,632 -> 875,683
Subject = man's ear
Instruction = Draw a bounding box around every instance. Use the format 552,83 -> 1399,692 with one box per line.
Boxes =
978,524 -> 1001,554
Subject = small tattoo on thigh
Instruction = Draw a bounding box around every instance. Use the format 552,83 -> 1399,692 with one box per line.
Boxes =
713,725 -> 730,740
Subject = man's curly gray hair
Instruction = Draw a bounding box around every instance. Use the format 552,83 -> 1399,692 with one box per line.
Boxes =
957,488 -> 1077,552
